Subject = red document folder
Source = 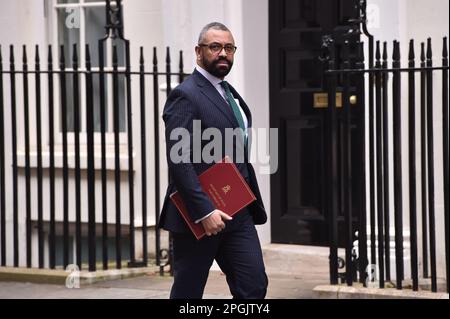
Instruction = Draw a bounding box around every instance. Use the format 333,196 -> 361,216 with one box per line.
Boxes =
170,157 -> 256,240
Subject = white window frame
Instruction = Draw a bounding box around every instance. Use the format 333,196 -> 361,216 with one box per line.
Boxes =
50,0 -> 128,147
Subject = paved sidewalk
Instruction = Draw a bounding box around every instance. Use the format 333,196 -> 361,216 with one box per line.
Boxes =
0,244 -> 330,299
0,271 -> 327,299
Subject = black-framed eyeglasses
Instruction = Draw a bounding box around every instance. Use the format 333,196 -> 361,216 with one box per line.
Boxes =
198,43 -> 237,54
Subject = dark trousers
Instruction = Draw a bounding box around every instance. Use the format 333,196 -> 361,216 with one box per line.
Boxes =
169,210 -> 268,299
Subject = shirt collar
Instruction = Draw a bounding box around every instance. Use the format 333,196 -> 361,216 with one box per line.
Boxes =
196,65 -> 224,87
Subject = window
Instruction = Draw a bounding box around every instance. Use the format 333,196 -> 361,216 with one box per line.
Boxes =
51,0 -> 127,136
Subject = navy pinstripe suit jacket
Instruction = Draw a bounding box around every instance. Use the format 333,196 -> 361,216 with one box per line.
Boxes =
159,69 -> 267,234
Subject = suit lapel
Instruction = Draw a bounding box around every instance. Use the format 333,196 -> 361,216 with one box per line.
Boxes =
192,70 -> 239,128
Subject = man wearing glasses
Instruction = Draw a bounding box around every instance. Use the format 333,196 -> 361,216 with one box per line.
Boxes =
161,22 -> 268,299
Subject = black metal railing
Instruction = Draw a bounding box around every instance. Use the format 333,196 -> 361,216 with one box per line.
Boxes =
0,0 -> 186,274
323,35 -> 449,293
0,43 -> 186,273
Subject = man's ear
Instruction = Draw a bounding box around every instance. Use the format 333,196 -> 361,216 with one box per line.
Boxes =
195,46 -> 201,60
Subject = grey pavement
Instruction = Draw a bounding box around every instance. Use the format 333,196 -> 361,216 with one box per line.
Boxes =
0,244 -> 330,299
0,271 -> 326,299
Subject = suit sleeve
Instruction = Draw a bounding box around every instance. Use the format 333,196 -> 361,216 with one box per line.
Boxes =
163,88 -> 215,222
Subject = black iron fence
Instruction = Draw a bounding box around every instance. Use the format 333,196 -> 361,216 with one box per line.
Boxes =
0,29 -> 186,273
323,35 -> 449,293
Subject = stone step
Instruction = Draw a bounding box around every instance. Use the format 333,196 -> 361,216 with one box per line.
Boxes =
262,244 -> 330,277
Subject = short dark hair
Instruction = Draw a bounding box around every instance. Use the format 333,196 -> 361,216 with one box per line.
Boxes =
198,22 -> 231,44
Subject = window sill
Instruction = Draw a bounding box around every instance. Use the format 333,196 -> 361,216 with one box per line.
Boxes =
16,145 -> 135,172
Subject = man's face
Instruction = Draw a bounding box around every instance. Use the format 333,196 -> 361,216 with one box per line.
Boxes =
196,29 -> 235,79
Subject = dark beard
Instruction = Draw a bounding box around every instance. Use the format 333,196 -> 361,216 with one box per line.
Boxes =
202,56 -> 233,78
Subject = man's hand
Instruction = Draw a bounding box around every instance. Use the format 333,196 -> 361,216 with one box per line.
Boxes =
201,210 -> 233,236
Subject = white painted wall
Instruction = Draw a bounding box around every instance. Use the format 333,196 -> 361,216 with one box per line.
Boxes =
0,0 -> 48,47
367,0 -> 449,280
0,0 -> 49,267
240,0 -> 271,244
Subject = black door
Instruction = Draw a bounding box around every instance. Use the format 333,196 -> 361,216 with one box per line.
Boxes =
269,0 -> 363,246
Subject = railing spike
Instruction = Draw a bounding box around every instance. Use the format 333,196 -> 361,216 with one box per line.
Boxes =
72,43 -> 78,64
443,37 -> 448,58
166,46 -> 171,64
60,45 -> 65,65
421,42 -> 426,62
10,45 -> 14,65
179,50 -> 185,82
140,47 -> 144,65
35,45 -> 40,64
376,40 -> 381,62
393,40 -> 400,62
153,47 -> 157,65
409,39 -> 415,61
85,44 -> 91,63
48,45 -> 52,64
427,38 -> 432,60
179,50 -> 184,70
22,45 -> 27,64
